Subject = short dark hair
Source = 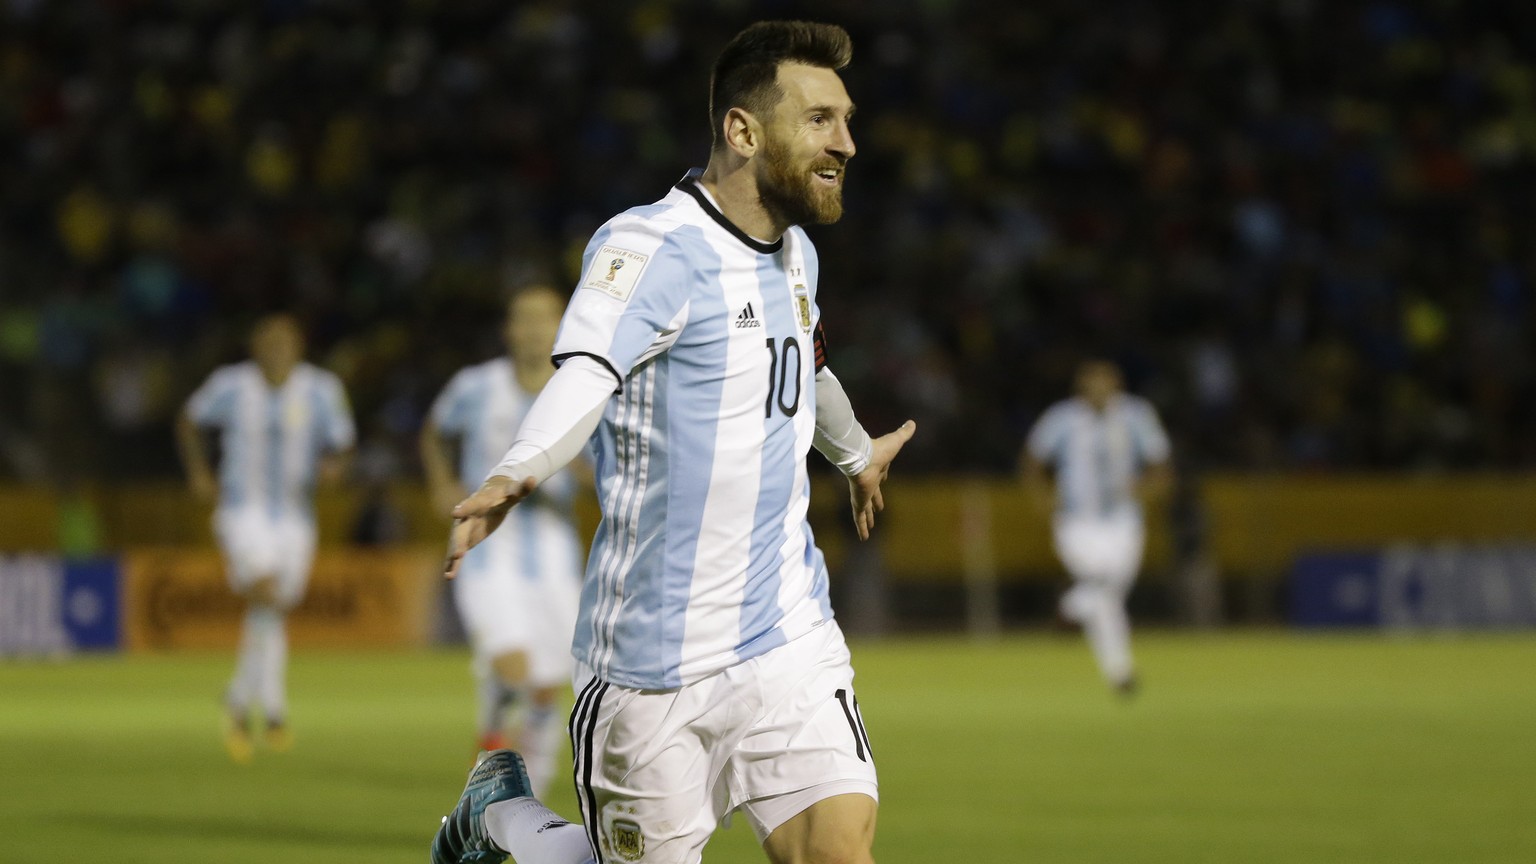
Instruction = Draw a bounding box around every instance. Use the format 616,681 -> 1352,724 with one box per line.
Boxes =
709,21 -> 852,150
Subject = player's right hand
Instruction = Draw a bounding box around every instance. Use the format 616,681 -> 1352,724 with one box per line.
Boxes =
189,471 -> 217,503
443,475 -> 538,579
430,480 -> 469,519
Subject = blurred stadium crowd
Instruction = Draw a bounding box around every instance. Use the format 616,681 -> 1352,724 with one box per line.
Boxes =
3,0 -> 1534,485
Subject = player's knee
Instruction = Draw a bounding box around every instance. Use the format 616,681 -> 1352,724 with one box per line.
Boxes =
489,650 -> 530,685
797,837 -> 874,864
247,576 -> 280,607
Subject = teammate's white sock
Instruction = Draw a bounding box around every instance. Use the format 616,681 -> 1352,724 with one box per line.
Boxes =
479,676 -> 517,741
521,702 -> 563,798
484,797 -> 594,864
228,607 -> 268,711
1080,586 -> 1134,686
251,607 -> 288,721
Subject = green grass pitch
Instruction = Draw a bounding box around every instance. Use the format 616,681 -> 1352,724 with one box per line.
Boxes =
2,631 -> 1533,863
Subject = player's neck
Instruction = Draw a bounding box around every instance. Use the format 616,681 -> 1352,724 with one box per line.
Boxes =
699,161 -> 787,243
259,365 -> 295,388
512,354 -> 554,393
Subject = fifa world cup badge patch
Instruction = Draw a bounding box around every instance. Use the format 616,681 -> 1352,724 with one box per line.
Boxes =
609,818 -> 644,862
582,245 -> 650,302
793,283 -> 812,332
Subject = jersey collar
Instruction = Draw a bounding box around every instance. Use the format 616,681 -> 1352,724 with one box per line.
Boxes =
675,169 -> 784,255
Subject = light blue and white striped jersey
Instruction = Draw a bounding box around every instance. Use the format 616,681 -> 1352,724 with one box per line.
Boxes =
429,357 -> 580,582
553,169 -> 830,689
185,361 -> 355,519
1027,394 -> 1170,520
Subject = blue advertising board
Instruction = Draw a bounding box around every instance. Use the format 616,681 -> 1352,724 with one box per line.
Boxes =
1290,544 -> 1536,629
0,555 -> 121,654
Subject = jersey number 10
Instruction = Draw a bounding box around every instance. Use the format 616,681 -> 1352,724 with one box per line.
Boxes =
764,337 -> 802,418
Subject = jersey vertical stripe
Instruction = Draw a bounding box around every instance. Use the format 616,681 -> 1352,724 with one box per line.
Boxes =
185,362 -> 354,519
555,170 -> 833,689
585,361 -> 660,679
429,357 -> 582,583
1027,394 -> 1170,519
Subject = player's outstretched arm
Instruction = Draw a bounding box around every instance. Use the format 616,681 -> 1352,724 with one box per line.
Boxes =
444,355 -> 615,577
420,420 -> 469,518
848,420 -> 916,541
175,410 -> 218,503
444,475 -> 538,578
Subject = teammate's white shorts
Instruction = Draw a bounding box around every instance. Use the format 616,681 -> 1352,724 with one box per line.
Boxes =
569,620 -> 877,863
452,531 -> 581,687
213,506 -> 316,609
1052,512 -> 1145,590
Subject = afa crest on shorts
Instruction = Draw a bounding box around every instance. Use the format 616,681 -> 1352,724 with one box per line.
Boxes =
609,818 -> 644,862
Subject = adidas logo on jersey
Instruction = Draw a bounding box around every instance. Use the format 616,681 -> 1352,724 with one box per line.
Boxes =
735,303 -> 762,329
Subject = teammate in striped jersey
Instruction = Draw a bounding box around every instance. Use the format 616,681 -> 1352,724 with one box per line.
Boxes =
1021,359 -> 1171,697
175,314 -> 355,761
421,284 -> 585,794
430,21 -> 913,864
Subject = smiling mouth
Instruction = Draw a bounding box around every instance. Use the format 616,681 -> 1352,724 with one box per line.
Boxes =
812,167 -> 843,186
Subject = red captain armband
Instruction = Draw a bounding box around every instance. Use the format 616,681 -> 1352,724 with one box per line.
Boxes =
814,321 -> 828,372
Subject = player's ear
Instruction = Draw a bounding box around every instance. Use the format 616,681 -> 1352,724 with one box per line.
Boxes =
722,107 -> 760,158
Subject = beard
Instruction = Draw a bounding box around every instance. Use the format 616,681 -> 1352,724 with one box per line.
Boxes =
758,136 -> 845,227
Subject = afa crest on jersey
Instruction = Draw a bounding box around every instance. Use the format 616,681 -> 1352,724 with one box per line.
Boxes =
793,283 -> 811,332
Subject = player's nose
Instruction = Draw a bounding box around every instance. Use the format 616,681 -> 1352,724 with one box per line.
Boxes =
828,120 -> 855,160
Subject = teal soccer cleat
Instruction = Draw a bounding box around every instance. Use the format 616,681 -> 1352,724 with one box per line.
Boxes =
431,749 -> 534,864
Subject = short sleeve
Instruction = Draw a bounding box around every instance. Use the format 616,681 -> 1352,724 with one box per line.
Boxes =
186,368 -> 237,428
1026,405 -> 1066,464
552,218 -> 694,387
1132,400 -> 1171,465
429,369 -> 475,435
320,373 -> 356,451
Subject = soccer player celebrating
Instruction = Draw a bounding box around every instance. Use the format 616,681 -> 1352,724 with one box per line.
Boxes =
1021,359 -> 1172,697
421,284 -> 585,794
431,21 -> 914,864
176,314 -> 355,762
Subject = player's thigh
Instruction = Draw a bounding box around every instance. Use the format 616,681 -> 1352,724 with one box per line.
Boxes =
729,624 -> 879,844
570,672 -> 737,864
214,508 -> 280,593
273,516 -> 316,609
761,792 -> 877,864
1054,517 -> 1136,585
452,558 -> 533,662
526,572 -> 580,686
524,624 -> 574,690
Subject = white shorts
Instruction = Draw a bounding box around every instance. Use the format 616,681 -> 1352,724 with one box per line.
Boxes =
568,620 -> 878,864
213,506 -> 316,609
453,531 -> 581,687
1052,513 -> 1145,591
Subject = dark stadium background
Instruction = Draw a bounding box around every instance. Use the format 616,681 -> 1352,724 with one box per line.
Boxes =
5,0 -> 1534,483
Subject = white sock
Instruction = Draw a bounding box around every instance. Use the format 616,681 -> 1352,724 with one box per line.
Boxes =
251,607 -> 287,721
1080,585 -> 1134,685
521,703 -> 563,798
484,797 -> 595,864
228,608 -> 267,710
479,676 -> 517,740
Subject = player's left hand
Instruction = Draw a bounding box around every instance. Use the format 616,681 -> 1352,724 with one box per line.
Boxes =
848,420 -> 916,541
318,454 -> 348,487
444,475 -> 538,578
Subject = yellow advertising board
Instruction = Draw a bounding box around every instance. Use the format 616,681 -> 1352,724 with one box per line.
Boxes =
121,547 -> 441,651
